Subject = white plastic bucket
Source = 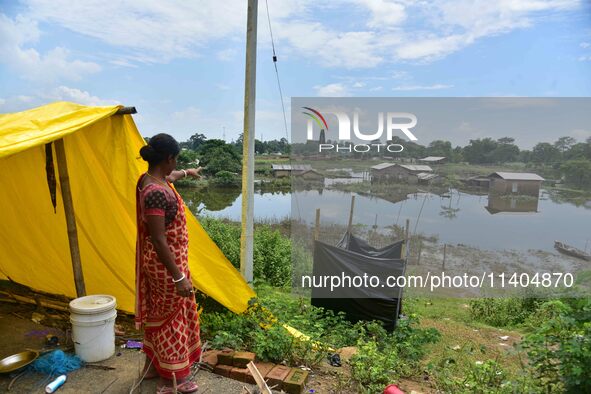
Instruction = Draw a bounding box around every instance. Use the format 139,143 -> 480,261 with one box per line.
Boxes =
69,295 -> 117,362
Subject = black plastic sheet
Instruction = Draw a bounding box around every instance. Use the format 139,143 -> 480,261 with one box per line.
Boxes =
311,235 -> 406,331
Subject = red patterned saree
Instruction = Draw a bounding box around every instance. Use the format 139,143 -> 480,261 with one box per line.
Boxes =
135,174 -> 201,379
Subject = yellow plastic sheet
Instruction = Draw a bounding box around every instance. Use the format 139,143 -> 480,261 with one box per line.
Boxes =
0,102 -> 256,313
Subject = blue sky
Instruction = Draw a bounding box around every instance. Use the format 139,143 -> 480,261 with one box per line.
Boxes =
1,0 -> 590,145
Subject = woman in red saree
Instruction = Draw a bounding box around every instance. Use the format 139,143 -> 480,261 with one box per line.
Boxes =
135,133 -> 203,394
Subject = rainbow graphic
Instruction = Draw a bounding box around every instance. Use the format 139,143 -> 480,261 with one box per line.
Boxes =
302,107 -> 328,131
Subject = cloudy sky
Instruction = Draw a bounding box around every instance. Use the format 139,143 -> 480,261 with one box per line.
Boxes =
1,0 -> 590,144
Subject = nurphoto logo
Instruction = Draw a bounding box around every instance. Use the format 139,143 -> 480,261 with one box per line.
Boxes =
302,106 -> 418,153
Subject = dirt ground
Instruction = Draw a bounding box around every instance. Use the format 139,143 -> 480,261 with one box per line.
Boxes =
0,303 -> 258,394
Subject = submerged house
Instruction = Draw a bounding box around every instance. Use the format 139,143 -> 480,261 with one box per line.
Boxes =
488,172 -> 544,196
271,164 -> 312,178
463,176 -> 491,188
371,163 -> 433,184
295,168 -> 324,181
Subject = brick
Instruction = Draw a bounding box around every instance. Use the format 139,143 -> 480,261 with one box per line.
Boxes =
201,350 -> 220,368
243,362 -> 275,385
266,364 -> 291,390
283,368 -> 309,394
217,349 -> 235,366
213,364 -> 232,378
232,351 -> 256,368
230,367 -> 249,382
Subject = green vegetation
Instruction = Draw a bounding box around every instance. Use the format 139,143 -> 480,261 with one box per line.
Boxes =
200,217 -> 291,287
197,217 -> 591,393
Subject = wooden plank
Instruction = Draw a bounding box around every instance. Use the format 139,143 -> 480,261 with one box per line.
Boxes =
246,361 -> 272,394
54,138 -> 86,298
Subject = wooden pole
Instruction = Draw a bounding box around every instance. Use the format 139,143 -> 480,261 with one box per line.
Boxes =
54,138 -> 86,298
417,242 -> 422,265
443,244 -> 447,270
347,195 -> 356,234
314,208 -> 320,241
240,0 -> 258,284
405,218 -> 410,260
114,106 -> 137,115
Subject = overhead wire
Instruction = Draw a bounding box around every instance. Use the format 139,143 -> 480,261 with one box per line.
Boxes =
263,0 -> 302,222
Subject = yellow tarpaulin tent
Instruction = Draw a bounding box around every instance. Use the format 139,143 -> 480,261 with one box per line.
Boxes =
0,102 -> 256,313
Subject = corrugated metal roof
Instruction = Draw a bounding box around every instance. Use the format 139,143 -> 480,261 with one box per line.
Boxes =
417,172 -> 439,180
489,172 -> 545,181
419,156 -> 446,162
399,164 -> 433,172
271,164 -> 312,171
371,163 -> 396,170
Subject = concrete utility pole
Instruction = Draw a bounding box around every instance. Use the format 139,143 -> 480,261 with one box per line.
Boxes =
240,0 -> 258,284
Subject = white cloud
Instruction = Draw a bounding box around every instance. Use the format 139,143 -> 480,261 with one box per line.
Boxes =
314,83 -> 352,97
578,55 -> 591,62
0,87 -> 116,112
352,82 -> 366,88
5,0 -> 582,72
392,83 -> 453,91
353,0 -> 407,29
0,14 -> 101,83
109,59 -> 139,68
22,0 -> 248,62
216,48 -> 239,61
44,86 -> 119,106
580,42 -> 590,48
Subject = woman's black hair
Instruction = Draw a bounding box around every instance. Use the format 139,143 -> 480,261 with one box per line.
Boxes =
139,133 -> 180,166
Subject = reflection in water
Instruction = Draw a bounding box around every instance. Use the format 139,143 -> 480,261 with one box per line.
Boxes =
178,184 -> 590,252
440,193 -> 461,219
181,186 -> 241,213
485,194 -> 540,214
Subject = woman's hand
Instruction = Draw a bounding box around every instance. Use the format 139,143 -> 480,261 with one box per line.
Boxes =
175,277 -> 194,297
186,167 -> 203,179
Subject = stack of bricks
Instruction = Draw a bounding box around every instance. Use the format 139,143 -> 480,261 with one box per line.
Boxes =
204,349 -> 309,394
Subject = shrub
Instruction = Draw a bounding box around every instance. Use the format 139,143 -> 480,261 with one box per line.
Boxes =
200,218 -> 292,287
469,297 -> 543,327
211,170 -> 240,186
521,299 -> 591,393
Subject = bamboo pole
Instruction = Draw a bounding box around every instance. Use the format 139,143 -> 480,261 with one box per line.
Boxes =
54,138 -> 86,298
347,195 -> 356,234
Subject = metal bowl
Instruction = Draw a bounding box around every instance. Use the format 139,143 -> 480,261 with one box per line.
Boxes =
0,350 -> 39,374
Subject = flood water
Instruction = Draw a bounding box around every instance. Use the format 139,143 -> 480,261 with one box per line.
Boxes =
179,185 -> 591,253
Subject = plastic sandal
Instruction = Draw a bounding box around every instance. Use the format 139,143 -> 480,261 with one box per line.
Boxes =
156,385 -> 175,394
177,380 -> 199,393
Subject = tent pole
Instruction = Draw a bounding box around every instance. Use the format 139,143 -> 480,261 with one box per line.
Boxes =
347,195 -> 356,235
240,0 -> 258,284
54,138 -> 86,298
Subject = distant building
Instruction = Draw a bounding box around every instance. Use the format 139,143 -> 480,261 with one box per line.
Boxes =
295,169 -> 325,181
418,156 -> 447,164
488,172 -> 544,196
463,176 -> 491,188
417,172 -> 443,185
371,163 -> 433,183
272,164 -> 313,178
